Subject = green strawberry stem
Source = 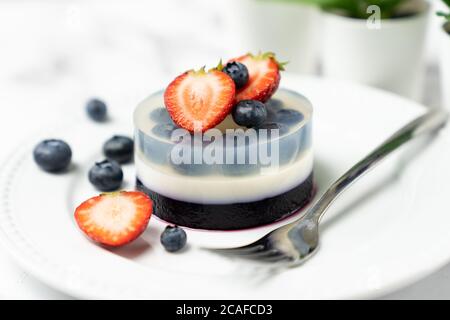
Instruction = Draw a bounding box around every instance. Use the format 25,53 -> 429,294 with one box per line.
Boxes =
248,51 -> 288,71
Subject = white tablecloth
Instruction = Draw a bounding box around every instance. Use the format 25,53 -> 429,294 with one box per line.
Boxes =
0,0 -> 448,299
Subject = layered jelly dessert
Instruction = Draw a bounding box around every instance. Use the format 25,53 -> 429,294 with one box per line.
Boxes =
134,52 -> 314,230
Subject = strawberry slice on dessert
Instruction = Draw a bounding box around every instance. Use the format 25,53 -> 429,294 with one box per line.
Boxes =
164,68 -> 235,132
74,191 -> 152,247
230,52 -> 283,103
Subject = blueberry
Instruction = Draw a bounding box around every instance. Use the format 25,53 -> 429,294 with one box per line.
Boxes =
265,99 -> 284,112
221,137 -> 259,176
86,98 -> 107,122
88,159 -> 123,191
265,99 -> 284,120
168,145 -> 212,176
160,225 -> 187,252
256,122 -> 289,137
274,109 -> 304,126
278,135 -> 300,165
232,100 -> 267,128
150,108 -> 172,123
169,161 -> 209,176
138,133 -> 172,165
103,135 -> 134,164
152,123 -> 178,139
221,162 -> 259,176
222,62 -> 249,89
33,139 -> 72,172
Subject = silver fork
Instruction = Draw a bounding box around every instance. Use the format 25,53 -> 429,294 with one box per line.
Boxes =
215,109 -> 448,266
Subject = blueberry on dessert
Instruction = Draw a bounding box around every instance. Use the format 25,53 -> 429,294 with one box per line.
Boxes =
265,98 -> 284,111
222,61 -> 249,89
86,98 -> 107,122
103,135 -> 134,164
88,159 -> 123,191
256,121 -> 288,134
152,123 -> 179,139
168,150 -> 212,176
134,52 -> 313,230
265,98 -> 284,120
33,139 -> 72,172
273,109 -> 304,126
149,107 -> 173,123
160,225 -> 187,252
75,191 -> 152,247
232,100 -> 267,128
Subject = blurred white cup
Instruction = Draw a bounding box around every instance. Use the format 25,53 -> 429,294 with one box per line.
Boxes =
441,22 -> 450,109
321,0 -> 430,101
226,0 -> 320,74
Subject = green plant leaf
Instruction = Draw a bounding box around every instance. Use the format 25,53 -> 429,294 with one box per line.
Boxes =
438,0 -> 450,21
261,0 -> 410,19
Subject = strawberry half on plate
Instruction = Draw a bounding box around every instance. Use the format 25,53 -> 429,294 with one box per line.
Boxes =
74,191 -> 152,247
164,68 -> 235,132
230,52 -> 283,103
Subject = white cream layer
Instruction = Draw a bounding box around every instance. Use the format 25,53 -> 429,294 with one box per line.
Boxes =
136,149 -> 313,204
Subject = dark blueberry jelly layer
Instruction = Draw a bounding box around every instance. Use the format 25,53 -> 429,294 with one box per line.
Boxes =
136,173 -> 313,230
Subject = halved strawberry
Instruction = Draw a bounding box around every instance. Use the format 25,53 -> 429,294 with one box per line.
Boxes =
230,52 -> 283,103
164,68 -> 235,132
74,191 -> 152,247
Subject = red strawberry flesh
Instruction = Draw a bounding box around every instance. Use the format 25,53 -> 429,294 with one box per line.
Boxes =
230,53 -> 281,103
164,69 -> 235,132
74,191 -> 152,247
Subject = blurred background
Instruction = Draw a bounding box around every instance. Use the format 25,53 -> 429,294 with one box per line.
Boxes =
0,0 -> 450,124
0,1 -> 447,151
0,0 -> 450,299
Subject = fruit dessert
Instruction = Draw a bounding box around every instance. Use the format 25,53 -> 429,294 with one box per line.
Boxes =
134,52 -> 313,230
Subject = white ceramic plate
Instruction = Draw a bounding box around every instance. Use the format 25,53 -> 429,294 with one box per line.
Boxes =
1,74 -> 449,299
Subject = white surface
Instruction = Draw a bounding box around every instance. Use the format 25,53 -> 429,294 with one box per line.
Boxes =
321,0 -> 429,101
0,0 -> 449,300
1,74 -> 450,299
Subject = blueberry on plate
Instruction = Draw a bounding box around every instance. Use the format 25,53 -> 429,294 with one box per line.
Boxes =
160,225 -> 187,252
232,100 -> 267,128
222,61 -> 249,89
274,109 -> 304,126
149,108 -> 173,123
33,139 -> 72,173
88,159 -> 123,191
152,123 -> 179,139
103,135 -> 134,164
86,98 -> 107,122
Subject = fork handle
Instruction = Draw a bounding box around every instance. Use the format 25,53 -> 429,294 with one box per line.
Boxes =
304,109 -> 448,224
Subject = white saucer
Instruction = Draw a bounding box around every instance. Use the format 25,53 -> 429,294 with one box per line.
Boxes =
1,74 -> 449,299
